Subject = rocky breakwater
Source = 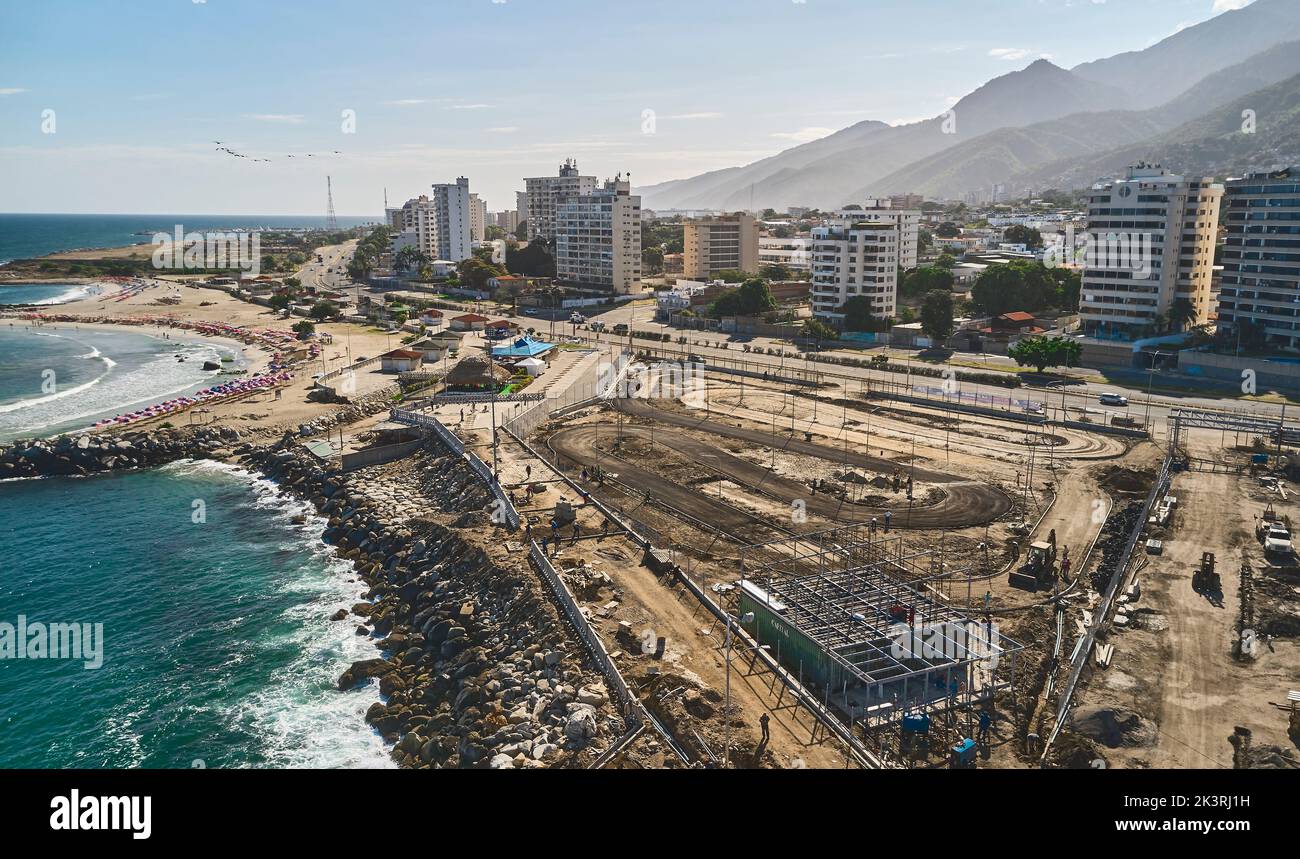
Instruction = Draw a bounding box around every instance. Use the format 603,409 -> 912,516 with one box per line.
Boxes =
0,425 -> 243,479
241,440 -> 621,769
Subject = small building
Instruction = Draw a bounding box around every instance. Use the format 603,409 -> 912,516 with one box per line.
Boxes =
517,357 -> 547,377
380,349 -> 425,373
491,336 -> 556,361
445,355 -> 512,391
418,309 -> 444,328
485,319 -> 521,339
409,339 -> 448,364
450,313 -> 489,332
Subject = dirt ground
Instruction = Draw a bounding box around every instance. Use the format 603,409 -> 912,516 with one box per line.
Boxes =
1070,448 -> 1300,769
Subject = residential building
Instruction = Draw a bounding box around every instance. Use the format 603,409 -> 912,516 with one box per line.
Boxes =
555,175 -> 643,294
759,236 -> 813,273
835,201 -> 921,270
809,220 -> 902,324
683,213 -> 760,279
469,193 -> 488,243
516,191 -> 529,237
1078,163 -> 1223,339
391,176 -> 474,264
1216,167 -> 1300,350
525,159 -> 597,242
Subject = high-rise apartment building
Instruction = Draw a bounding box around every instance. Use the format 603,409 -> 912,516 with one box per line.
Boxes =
516,191 -> 529,238
391,177 -> 473,263
555,175 -> 642,295
469,193 -> 488,243
1078,163 -> 1222,339
525,159 -> 597,242
809,219 -> 903,324
1216,167 -> 1300,350
683,213 -> 760,279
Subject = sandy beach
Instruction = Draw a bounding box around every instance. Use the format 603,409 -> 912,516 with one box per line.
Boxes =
0,270 -> 416,440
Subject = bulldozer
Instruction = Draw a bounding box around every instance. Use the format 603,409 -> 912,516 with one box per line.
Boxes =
1009,530 -> 1059,592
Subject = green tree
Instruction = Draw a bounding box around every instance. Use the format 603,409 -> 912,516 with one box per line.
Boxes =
970,261 -> 1056,316
292,320 -> 316,340
802,317 -> 837,347
642,246 -> 665,272
269,292 -> 292,311
457,256 -> 507,291
899,266 -> 955,300
840,295 -> 890,332
759,262 -> 793,281
920,289 -> 955,345
935,253 -> 958,269
715,269 -> 751,283
1007,336 -> 1081,373
1003,224 -> 1043,248
506,240 -> 556,277
310,299 -> 340,321
935,222 -> 961,238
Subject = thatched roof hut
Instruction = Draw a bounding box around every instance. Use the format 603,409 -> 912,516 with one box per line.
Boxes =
445,355 -> 512,390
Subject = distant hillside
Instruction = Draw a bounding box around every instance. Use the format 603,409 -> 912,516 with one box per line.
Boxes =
638,60 -> 1131,211
1072,0 -> 1300,108
637,0 -> 1300,212
1010,72 -> 1300,191
862,39 -> 1300,200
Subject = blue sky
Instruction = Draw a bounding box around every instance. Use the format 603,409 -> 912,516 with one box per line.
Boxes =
0,0 -> 1254,215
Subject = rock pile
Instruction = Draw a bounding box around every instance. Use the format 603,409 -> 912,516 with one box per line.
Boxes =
242,440 -> 619,768
0,425 -> 241,479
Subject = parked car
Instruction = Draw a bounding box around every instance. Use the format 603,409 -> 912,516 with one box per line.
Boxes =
1099,393 -> 1129,407
612,323 -> 629,335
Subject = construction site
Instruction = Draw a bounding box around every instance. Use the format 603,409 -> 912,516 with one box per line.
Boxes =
394,350 -> 1300,770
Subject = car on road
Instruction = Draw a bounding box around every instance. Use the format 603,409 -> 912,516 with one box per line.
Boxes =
1098,393 -> 1129,407
612,323 -> 629,335
569,312 -> 586,324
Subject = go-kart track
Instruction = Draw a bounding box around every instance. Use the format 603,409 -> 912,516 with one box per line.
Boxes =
546,397 -> 1016,531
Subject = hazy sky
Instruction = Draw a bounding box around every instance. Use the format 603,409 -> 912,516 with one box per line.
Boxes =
0,0 -> 1254,215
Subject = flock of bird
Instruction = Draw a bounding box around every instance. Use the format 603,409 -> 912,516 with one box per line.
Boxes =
213,141 -> 343,162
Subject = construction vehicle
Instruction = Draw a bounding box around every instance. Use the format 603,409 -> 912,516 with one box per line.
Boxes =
1193,552 -> 1221,594
1009,530 -> 1058,592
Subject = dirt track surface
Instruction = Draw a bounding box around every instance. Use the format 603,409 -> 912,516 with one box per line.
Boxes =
549,402 -> 1013,530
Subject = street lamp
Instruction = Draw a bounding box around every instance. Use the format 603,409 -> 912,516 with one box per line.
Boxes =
724,611 -> 755,769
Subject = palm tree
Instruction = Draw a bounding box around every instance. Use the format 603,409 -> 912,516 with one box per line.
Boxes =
1169,298 -> 1197,333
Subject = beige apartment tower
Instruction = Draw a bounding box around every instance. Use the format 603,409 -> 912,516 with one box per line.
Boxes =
683,213 -> 761,279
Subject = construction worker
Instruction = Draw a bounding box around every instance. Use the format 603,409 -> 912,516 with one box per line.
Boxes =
759,713 -> 771,744
526,464 -> 532,480
977,710 -> 992,745
572,521 -> 581,544
884,510 -> 893,531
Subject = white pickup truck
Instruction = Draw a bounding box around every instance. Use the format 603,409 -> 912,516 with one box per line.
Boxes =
1264,524 -> 1294,557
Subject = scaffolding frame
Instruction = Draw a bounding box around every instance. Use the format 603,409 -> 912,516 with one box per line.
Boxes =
739,524 -> 1022,763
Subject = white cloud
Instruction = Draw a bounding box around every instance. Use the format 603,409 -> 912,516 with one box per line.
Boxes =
771,126 -> 834,143
244,113 -> 305,124
0,87 -> 28,96
1213,0 -> 1252,12
446,103 -> 492,110
664,112 -> 723,120
383,98 -> 430,106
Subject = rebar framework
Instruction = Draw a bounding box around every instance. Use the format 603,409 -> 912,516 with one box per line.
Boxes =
739,524 -> 1022,746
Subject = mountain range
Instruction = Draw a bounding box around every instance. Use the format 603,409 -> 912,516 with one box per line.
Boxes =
638,0 -> 1300,210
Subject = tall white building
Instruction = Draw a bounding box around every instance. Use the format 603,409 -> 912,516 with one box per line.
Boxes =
555,175 -> 643,295
391,176 -> 473,264
469,193 -> 488,243
1078,163 -> 1222,339
525,159 -> 597,242
810,220 -> 902,323
516,191 -> 529,237
1214,167 -> 1300,349
835,201 -> 920,270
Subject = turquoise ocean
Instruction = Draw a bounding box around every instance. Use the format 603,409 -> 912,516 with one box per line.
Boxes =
0,215 -> 388,768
